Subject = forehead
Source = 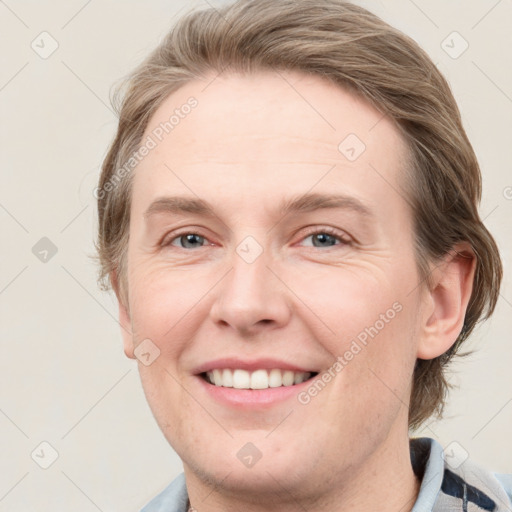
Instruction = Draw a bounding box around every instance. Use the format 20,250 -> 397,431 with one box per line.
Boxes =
132,70 -> 410,218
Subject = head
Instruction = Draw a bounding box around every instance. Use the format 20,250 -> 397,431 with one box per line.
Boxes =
96,0 -> 502,501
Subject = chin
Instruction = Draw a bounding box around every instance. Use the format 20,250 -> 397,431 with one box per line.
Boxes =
187,456 -> 309,497
181,432 -> 327,497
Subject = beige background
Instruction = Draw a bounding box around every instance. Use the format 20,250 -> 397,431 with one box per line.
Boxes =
0,0 -> 511,510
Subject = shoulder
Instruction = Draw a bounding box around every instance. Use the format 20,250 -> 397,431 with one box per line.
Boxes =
495,474 -> 512,505
411,437 -> 512,512
140,473 -> 189,512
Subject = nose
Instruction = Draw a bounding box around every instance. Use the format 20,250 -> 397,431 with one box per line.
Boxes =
209,248 -> 292,336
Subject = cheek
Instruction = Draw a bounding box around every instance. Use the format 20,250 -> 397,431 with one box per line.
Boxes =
128,259 -> 216,346
290,260 -> 420,405
286,259 -> 415,343
128,265 -> 206,441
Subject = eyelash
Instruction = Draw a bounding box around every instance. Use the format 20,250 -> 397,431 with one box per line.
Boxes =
297,226 -> 351,248
162,226 -> 351,250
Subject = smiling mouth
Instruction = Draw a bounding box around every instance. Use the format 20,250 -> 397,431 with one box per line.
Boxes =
201,369 -> 319,390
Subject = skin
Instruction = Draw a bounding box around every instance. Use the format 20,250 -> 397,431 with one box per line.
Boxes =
116,70 -> 475,511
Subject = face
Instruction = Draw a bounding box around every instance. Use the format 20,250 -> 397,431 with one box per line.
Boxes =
121,71 -> 429,499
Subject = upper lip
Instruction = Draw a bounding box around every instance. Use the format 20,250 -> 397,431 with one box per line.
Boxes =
193,358 -> 318,375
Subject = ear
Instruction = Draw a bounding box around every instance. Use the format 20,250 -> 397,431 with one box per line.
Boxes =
417,243 -> 476,360
111,270 -> 135,360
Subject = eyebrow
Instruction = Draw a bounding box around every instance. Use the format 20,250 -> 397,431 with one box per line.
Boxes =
279,192 -> 373,218
143,193 -> 374,219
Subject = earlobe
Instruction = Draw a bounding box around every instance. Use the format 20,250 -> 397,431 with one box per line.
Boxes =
417,244 -> 476,360
111,270 -> 135,360
119,300 -> 135,359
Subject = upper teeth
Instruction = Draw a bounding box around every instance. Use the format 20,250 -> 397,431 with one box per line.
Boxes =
205,369 -> 312,389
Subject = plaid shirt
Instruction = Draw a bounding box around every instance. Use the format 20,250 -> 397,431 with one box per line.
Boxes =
141,437 -> 512,512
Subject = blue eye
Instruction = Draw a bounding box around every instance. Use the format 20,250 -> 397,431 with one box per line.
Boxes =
308,232 -> 338,247
301,230 -> 346,248
164,228 -> 348,251
170,233 -> 206,249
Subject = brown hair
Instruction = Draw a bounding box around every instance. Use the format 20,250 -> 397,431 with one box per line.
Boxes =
96,0 -> 502,429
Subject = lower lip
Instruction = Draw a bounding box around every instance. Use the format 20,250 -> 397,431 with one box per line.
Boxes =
196,375 -> 314,408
